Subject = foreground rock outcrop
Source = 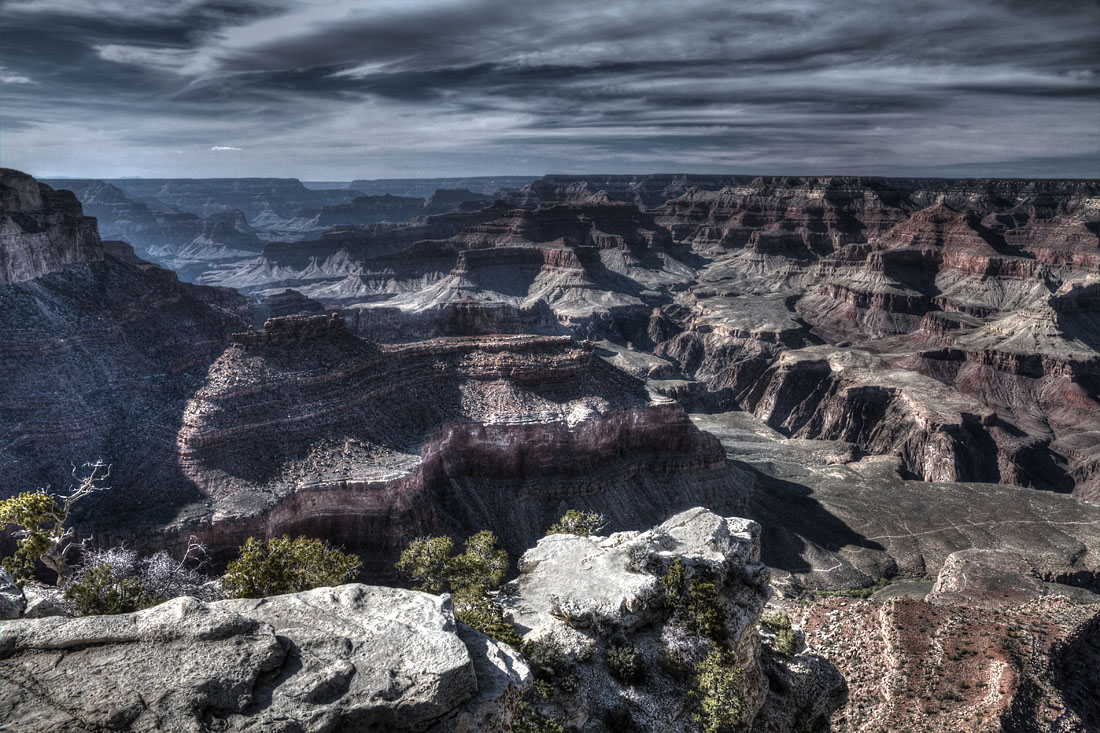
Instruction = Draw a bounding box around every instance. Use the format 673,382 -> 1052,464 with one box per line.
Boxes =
0,508 -> 846,732
0,584 -> 530,732
501,507 -> 846,731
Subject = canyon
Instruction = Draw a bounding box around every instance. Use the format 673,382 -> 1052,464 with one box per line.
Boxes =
6,169 -> 1100,590
3,167 -> 1100,730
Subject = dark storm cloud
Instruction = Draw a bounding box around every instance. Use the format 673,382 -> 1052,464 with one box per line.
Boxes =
1,0 -> 1097,178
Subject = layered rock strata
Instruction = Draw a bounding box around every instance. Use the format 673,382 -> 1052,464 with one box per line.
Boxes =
0,171 -> 253,514
167,315 -> 745,573
1,169 -> 103,284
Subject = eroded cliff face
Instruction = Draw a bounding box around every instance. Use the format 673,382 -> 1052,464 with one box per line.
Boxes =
0,171 -> 254,525
1,169 -> 103,284
1,172 -> 749,580
6,169 -> 1100,601
169,315 -> 747,573
41,179 -> 264,278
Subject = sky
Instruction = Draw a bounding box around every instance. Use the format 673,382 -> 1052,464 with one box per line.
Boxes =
1,0 -> 1098,180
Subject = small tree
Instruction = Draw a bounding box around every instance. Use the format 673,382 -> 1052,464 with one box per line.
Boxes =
396,530 -> 516,645
221,535 -> 362,599
546,509 -> 606,537
396,531 -> 507,596
395,535 -> 455,594
446,530 -> 507,592
0,460 -> 111,583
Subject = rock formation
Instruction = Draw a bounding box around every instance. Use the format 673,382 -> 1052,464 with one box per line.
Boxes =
0,508 -> 846,732
42,179 -> 264,278
926,549 -> 1047,610
0,170 -> 254,520
501,507 -> 846,731
7,169 -> 1100,596
0,584 -> 530,731
1,169 -> 103,284
6,167 -> 1100,729
168,315 -> 747,574
350,176 -> 534,199
795,549 -> 1100,731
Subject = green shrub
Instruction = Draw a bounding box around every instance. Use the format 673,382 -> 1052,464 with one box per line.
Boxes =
685,580 -> 725,641
546,509 -> 605,537
772,627 -> 798,657
692,649 -> 746,733
221,535 -> 362,598
63,563 -> 149,615
512,702 -> 564,733
394,535 -> 454,594
446,530 -> 507,592
396,530 -> 519,646
606,643 -> 646,684
453,586 -> 524,647
761,611 -> 792,632
661,557 -> 687,609
522,636 -> 569,680
0,460 -> 112,583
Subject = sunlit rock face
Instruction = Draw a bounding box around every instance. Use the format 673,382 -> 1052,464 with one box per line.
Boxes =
0,509 -> 851,733
1,169 -> 103,284
499,507 -> 847,731
0,584 -> 531,732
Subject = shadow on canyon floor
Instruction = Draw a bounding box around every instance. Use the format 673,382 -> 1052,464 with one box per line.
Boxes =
738,460 -> 885,577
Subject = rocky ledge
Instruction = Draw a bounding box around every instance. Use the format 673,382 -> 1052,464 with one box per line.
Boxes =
0,508 -> 844,732
500,507 -> 846,731
0,584 -> 530,732
796,548 -> 1100,731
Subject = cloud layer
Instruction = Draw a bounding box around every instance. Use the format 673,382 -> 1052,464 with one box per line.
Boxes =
2,0 -> 1097,178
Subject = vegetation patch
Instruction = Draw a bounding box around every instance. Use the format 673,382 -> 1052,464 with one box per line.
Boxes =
222,535 -> 361,598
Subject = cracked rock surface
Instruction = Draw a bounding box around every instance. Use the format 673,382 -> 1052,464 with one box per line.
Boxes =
0,584 -> 530,732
